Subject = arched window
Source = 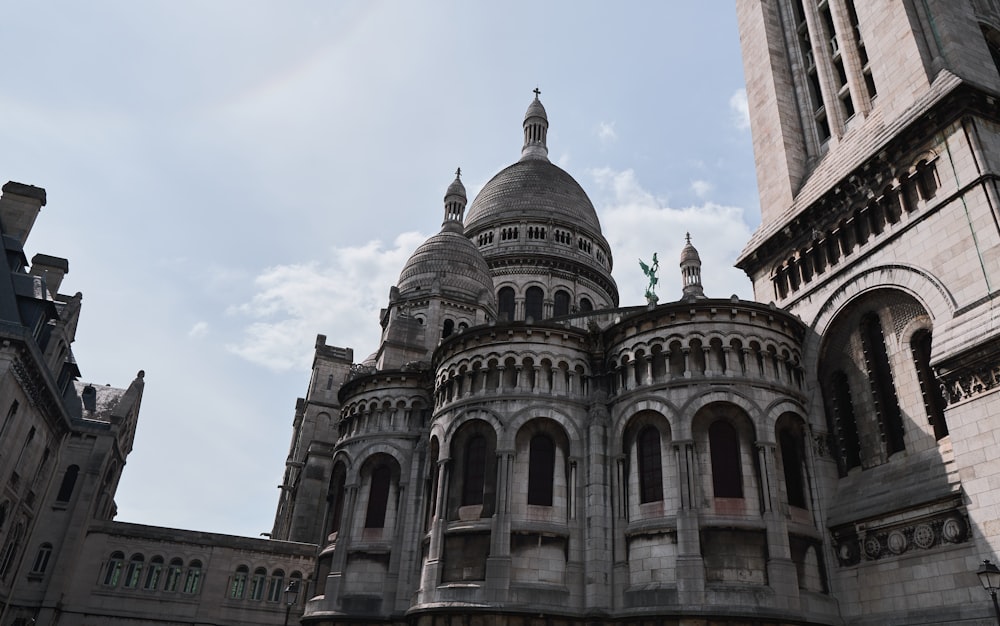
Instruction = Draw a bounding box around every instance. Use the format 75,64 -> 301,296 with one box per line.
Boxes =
637,426 -> 663,503
829,371 -> 861,472
144,556 -> 163,590
579,297 -> 593,312
124,554 -> 144,589
267,569 -> 285,602
498,287 -> 515,322
525,286 -> 544,321
249,567 -> 267,600
164,558 -> 183,592
182,560 -> 202,594
364,465 -> 391,528
103,551 -> 124,587
527,434 -> 555,506
462,435 -> 487,506
328,464 -> 347,535
55,465 -> 79,502
911,329 -> 948,439
230,565 -> 249,599
709,420 -> 743,498
860,312 -> 904,454
30,543 -> 52,574
442,318 -> 455,339
779,430 -> 807,508
553,290 -> 570,317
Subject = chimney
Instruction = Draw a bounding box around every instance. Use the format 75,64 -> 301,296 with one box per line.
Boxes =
0,182 -> 46,245
30,254 -> 69,296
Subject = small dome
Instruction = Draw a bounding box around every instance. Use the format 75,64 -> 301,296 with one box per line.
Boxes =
445,168 -> 467,202
680,233 -> 701,263
524,96 -> 547,123
397,229 -> 495,305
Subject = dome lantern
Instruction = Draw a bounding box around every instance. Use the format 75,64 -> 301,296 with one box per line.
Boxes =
442,167 -> 467,230
521,88 -> 549,161
680,233 -> 705,300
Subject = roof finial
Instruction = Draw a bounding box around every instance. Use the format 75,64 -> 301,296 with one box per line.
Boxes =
685,232 -> 691,244
455,167 -> 461,180
533,86 -> 541,99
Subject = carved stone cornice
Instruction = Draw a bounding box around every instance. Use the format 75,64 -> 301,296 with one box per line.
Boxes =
830,507 -> 969,567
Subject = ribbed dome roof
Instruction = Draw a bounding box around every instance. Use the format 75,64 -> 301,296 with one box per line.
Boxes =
465,159 -> 603,232
397,226 -> 495,303
680,233 -> 701,263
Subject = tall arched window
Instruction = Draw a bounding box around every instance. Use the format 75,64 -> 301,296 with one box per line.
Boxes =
30,543 -> 52,574
779,429 -> 807,509
637,426 -> 663,503
230,565 -> 249,599
55,465 -> 79,502
709,420 -> 743,498
442,319 -> 455,339
124,554 -> 144,589
860,313 -> 904,454
144,556 -> 163,590
267,569 -> 285,602
525,287 -> 544,321
498,287 -> 515,322
182,560 -> 202,594
527,434 -> 555,506
463,435 -> 487,506
829,371 -> 862,472
164,558 -> 183,592
579,297 -> 593,312
365,465 -> 391,529
103,551 -> 124,587
249,567 -> 267,600
911,329 -> 948,440
553,290 -> 570,317
328,464 -> 347,535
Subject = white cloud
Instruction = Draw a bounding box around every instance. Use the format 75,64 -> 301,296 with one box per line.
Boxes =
690,179 -> 712,198
188,321 -> 209,338
226,232 -> 428,371
597,121 -> 617,143
729,88 -> 750,130
590,167 -> 754,305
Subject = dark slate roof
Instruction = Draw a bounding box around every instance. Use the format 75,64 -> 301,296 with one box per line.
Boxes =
465,159 -> 602,233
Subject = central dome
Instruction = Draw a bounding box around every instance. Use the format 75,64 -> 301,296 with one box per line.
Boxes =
464,158 -> 603,233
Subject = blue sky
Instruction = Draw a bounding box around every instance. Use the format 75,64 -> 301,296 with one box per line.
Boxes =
1,2 -> 760,537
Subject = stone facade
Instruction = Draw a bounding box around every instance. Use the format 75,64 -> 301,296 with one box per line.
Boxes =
5,3 -> 1000,625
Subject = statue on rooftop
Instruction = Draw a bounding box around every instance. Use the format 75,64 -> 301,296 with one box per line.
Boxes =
639,253 -> 659,304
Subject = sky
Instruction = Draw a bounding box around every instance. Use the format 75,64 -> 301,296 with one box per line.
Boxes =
0,2 -> 762,538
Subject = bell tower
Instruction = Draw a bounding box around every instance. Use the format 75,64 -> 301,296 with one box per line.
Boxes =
737,2 -> 1000,624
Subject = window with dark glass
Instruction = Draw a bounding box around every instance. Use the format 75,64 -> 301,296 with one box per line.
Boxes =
553,290 -> 570,317
637,426 -> 663,503
164,558 -> 183,592
911,329 -> 948,440
103,551 -> 124,587
779,430 -> 807,508
527,434 -> 555,506
124,554 -> 144,589
328,465 -> 346,534
498,287 -> 515,322
830,370 -> 862,472
709,420 -> 743,498
30,543 -> 52,574
230,565 -> 248,599
525,287 -> 544,321
55,465 -> 79,502
462,435 -> 487,506
249,567 -> 267,600
364,465 -> 391,528
182,560 -> 202,594
579,297 -> 593,312
860,312 -> 905,454
144,556 -> 163,590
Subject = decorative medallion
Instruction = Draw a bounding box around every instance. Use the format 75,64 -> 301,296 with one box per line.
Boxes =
887,530 -> 907,555
942,516 -> 967,543
912,524 -> 935,549
864,536 -> 882,559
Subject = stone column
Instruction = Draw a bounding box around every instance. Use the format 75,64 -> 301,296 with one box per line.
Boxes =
673,440 -> 704,603
486,451 -> 513,602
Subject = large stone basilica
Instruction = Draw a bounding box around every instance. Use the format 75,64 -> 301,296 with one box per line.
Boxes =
3,2 -> 1000,625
